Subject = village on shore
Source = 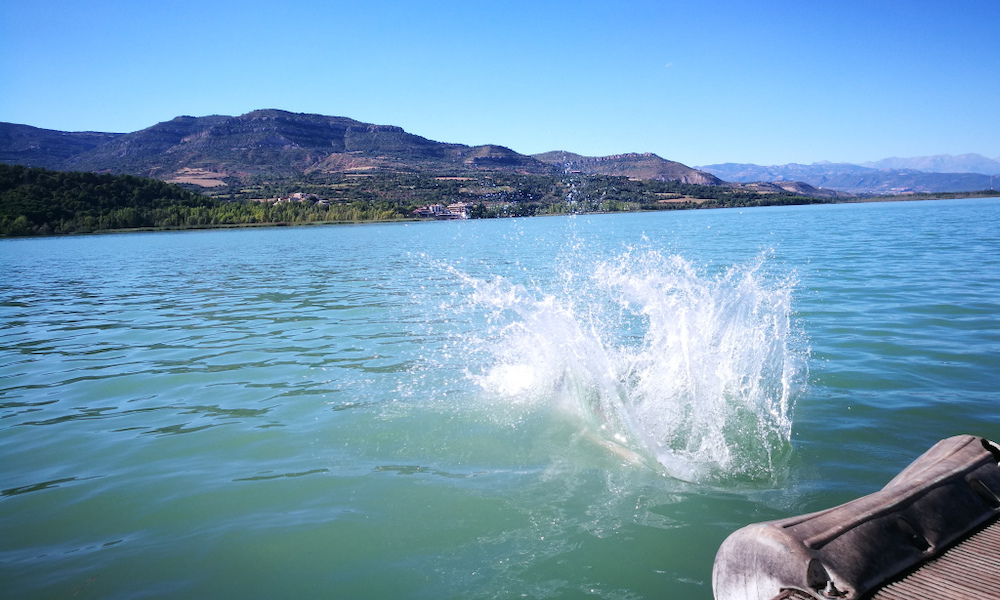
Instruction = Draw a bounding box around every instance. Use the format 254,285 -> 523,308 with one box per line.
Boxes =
258,192 -> 478,219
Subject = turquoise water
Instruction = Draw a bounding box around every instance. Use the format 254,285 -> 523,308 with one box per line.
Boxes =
2,198 -> 999,599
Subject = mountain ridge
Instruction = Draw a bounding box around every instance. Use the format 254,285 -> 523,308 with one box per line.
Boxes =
3,111 -> 994,195
61,109 -> 556,179
858,153 -> 1000,175
0,110 -> 723,188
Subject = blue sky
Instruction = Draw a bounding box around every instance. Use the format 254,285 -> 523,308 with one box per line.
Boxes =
2,0 -> 998,166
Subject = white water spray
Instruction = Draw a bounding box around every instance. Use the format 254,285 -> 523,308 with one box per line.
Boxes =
465,249 -> 806,482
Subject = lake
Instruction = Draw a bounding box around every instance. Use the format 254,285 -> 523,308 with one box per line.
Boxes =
2,198 -> 999,599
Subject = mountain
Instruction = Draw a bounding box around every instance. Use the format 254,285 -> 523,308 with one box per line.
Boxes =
12,110 -> 992,196
534,151 -> 722,185
0,123 -> 123,170
698,162 -> 873,184
0,112 -> 731,189
698,162 -> 995,195
859,154 -> 1000,175
3,110 -> 558,182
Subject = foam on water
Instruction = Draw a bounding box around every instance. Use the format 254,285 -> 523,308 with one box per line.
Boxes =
462,249 -> 806,482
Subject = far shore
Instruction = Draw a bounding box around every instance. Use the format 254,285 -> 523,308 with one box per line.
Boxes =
3,191 -> 997,240
848,190 -> 999,203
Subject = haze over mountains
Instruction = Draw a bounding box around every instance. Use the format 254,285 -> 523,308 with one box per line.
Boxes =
858,154 -> 1000,175
698,154 -> 1000,195
1,109 -> 996,196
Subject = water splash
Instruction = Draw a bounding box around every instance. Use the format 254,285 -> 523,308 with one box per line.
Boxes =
464,249 -> 806,482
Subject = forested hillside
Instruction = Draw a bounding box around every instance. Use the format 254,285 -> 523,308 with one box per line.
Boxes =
0,165 -> 411,236
0,165 -> 217,235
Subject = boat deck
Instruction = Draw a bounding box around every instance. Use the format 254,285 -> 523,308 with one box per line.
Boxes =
713,435 -> 1000,600
871,516 -> 1000,600
768,516 -> 1000,600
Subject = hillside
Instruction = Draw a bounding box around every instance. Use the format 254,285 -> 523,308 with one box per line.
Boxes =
0,163 -> 214,235
3,110 -> 558,184
0,123 -> 123,170
738,180 -> 849,199
535,151 -> 722,185
0,111 -> 740,192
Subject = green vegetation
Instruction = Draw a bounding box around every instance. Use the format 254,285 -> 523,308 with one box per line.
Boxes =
0,165 -> 410,236
1,164 -> 833,237
208,170 -> 831,217
1,165 -> 214,236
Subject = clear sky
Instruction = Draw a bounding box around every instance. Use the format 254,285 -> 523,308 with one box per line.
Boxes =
2,0 -> 998,167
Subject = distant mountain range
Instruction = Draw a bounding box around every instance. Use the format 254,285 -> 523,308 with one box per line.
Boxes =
698,154 -> 1000,195
0,110 -> 717,188
858,154 -> 1000,175
3,110 -> 996,196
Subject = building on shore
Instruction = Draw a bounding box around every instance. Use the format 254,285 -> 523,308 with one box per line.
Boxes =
413,203 -> 471,220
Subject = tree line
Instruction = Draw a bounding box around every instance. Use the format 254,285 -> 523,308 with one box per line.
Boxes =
0,165 -> 410,236
1,163 -> 835,237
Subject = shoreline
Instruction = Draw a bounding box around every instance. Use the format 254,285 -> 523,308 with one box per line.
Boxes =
3,193 -> 997,240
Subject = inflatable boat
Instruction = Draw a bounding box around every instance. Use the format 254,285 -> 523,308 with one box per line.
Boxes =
713,435 -> 1000,600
